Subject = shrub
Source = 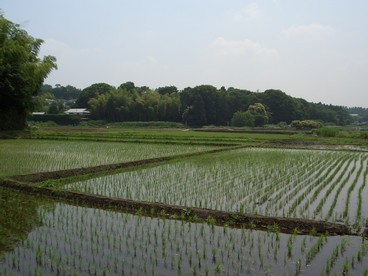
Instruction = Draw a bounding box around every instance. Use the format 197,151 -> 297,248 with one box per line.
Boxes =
291,120 -> 323,130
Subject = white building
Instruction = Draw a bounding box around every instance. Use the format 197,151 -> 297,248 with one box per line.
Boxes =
64,108 -> 90,115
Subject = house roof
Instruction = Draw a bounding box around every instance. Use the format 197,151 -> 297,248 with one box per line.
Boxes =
64,108 -> 90,114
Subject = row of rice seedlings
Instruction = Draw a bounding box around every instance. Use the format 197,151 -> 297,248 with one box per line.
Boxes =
343,159 -> 366,224
243,151 -> 323,216
263,153 -> 331,212
1,200 -> 367,275
355,167 -> 368,230
323,237 -> 368,275
0,139 -> 217,176
324,158 -> 361,222
64,148 -> 366,223
271,153 -> 345,218
296,154 -> 353,219
65,149 -> 308,212
309,156 -> 357,220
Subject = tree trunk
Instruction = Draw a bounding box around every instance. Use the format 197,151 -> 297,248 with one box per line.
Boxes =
0,108 -> 27,130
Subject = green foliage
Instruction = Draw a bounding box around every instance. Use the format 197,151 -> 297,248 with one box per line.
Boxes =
69,82 -> 354,127
39,84 -> 80,100
261,90 -> 303,124
291,120 -> 323,130
0,14 -> 57,130
156,86 -> 178,95
88,87 -> 181,123
76,83 -> 113,108
181,85 -> 218,126
118,81 -> 135,92
231,111 -> 255,127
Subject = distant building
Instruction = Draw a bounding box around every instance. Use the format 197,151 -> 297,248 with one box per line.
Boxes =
64,108 -> 90,115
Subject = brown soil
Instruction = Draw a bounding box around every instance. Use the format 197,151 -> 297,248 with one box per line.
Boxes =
0,179 -> 356,236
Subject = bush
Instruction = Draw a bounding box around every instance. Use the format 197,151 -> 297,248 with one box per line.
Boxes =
291,120 -> 323,130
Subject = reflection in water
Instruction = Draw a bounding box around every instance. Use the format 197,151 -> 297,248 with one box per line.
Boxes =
0,190 -> 367,275
0,187 -> 54,255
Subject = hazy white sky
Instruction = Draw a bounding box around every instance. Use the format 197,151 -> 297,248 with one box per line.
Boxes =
2,0 -> 368,107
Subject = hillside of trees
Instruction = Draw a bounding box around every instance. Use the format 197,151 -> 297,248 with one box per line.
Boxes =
38,82 -> 352,127
347,107 -> 368,124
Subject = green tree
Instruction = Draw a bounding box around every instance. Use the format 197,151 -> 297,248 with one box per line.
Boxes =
180,85 -> 217,126
260,90 -> 299,124
118,81 -> 135,92
76,83 -> 113,108
0,14 -> 57,130
231,111 -> 255,127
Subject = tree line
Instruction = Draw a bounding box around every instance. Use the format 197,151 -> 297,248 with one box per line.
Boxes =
67,82 -> 351,127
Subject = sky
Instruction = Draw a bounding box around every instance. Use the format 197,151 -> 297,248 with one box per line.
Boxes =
2,0 -> 368,107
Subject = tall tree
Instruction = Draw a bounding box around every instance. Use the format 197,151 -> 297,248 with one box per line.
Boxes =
0,14 -> 57,130
76,83 -> 113,108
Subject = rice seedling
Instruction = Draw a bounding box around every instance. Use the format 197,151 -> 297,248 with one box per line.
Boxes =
1,187 -> 367,275
64,148 -> 367,226
0,139 -> 219,177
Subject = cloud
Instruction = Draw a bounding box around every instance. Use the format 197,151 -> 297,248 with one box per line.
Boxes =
228,3 -> 261,22
281,24 -> 335,38
211,37 -> 278,58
